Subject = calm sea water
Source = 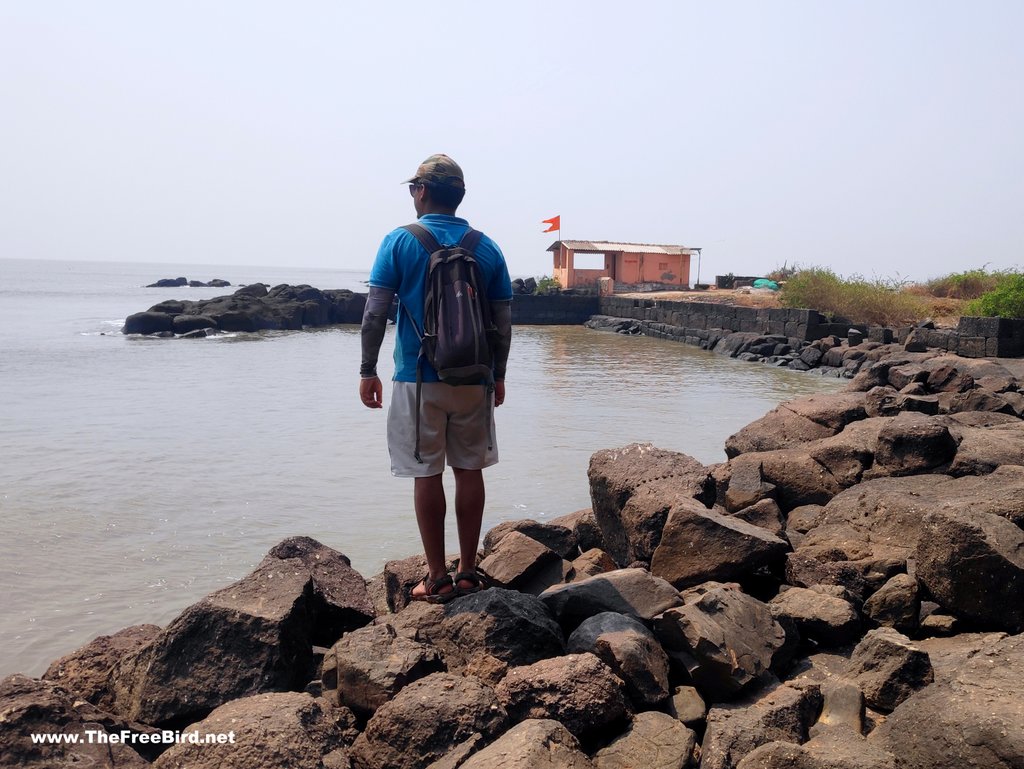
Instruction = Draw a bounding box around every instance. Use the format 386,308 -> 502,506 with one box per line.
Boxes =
0,258 -> 843,677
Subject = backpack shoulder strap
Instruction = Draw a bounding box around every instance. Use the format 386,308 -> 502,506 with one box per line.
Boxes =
459,228 -> 482,254
401,223 -> 443,255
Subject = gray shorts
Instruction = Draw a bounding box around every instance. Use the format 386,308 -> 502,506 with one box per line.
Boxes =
387,381 -> 498,477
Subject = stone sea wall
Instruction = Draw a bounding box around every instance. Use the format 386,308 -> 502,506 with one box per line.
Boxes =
510,293 -> 600,325
4,349 -> 1024,768
597,295 -> 1024,359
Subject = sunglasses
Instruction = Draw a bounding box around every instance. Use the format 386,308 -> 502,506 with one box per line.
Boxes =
408,182 -> 424,196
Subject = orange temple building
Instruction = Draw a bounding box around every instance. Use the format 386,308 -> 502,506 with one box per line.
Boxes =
547,240 -> 698,291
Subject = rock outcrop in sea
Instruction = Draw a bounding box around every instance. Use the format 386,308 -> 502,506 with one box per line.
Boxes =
123,284 -> 367,336
3,350 -> 1024,768
146,277 -> 232,288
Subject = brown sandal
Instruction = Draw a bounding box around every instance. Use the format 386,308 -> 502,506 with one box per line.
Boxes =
410,573 -> 457,604
453,571 -> 486,597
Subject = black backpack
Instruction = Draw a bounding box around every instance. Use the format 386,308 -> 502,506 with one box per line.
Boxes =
401,223 -> 498,462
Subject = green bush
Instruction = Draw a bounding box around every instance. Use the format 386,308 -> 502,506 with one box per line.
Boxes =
780,267 -> 927,326
534,275 -> 561,295
966,273 -> 1024,318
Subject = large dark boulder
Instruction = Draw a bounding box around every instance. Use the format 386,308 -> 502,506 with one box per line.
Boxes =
111,537 -> 374,726
482,518 -> 577,559
321,622 -> 444,717
726,393 -> 868,458
793,466 -> 1024,595
234,283 -> 269,298
769,587 -> 861,648
846,628 -> 933,713
146,277 -> 188,287
424,588 -> 565,682
866,416 -> 957,478
477,531 -> 567,594
737,730 -> 897,769
548,508 -> 605,553
455,719 -> 595,769
747,445 -> 851,509
701,682 -> 824,769
588,443 -> 714,565
494,653 -> 629,745
42,624 -> 162,711
721,455 -> 778,513
567,612 -> 670,707
944,418 -> 1024,476
915,507 -> 1024,632
650,498 -> 789,589
863,574 -> 920,636
349,672 -> 507,769
151,691 -> 353,769
0,674 -> 152,767
172,313 -> 216,333
653,586 -> 787,700
570,547 -> 618,579
540,568 -> 682,632
123,310 -> 175,334
592,711 -> 696,769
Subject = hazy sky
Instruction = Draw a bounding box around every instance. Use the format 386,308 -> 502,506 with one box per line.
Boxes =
2,2 -> 1022,282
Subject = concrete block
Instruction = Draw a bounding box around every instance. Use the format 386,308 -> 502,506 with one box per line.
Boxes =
959,337 -> 986,358
789,309 -> 813,325
957,316 -> 1001,337
869,327 -> 895,344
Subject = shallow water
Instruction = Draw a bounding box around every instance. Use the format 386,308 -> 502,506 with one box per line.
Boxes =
0,258 -> 843,676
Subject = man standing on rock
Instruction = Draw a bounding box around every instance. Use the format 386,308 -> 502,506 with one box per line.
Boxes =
358,153 -> 513,603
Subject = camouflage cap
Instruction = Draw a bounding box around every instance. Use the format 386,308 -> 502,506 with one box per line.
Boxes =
403,153 -> 465,188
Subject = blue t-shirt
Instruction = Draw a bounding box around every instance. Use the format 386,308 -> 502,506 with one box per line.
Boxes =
368,214 -> 513,382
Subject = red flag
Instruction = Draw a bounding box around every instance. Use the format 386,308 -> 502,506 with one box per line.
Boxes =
542,215 -> 560,233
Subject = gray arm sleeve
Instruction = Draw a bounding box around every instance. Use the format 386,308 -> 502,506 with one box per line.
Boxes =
491,299 -> 512,381
360,286 -> 396,378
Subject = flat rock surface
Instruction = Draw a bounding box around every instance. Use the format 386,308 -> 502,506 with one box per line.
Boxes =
871,633 -> 1024,769
151,691 -> 350,769
456,719 -> 595,769
593,711 -> 695,769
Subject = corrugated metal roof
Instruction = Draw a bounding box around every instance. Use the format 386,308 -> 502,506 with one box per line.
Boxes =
546,240 -> 697,255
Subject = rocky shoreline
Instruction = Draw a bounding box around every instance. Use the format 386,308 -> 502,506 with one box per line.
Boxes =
6,344 -> 1024,767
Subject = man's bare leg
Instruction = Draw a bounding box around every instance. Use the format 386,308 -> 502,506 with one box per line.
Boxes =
452,467 -> 485,589
411,473 -> 451,599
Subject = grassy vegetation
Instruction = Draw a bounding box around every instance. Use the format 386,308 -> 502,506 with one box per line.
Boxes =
778,267 -> 928,326
918,268 -> 1008,299
773,265 -> 1024,324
